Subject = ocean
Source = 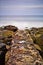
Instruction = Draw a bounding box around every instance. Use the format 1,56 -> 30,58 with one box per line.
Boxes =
0,15 -> 43,29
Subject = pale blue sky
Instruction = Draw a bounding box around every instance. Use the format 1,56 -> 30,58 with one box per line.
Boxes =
0,0 -> 43,28
0,0 -> 43,15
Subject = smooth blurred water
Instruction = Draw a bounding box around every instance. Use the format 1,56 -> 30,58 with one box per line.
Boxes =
0,15 -> 43,29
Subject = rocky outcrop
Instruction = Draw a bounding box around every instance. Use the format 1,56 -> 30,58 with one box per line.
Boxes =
6,30 -> 43,65
0,26 -> 43,65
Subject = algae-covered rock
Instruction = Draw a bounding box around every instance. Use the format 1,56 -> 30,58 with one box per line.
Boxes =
29,27 -> 43,59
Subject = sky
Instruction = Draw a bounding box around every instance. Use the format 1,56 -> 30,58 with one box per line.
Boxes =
0,0 -> 43,16
0,0 -> 43,28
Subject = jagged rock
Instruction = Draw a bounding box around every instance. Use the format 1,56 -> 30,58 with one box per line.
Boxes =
6,30 -> 43,65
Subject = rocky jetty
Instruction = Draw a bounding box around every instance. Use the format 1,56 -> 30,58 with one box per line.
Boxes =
6,30 -> 43,65
0,25 -> 43,65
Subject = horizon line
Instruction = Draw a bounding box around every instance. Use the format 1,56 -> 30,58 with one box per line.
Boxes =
0,15 -> 43,17
0,5 -> 43,9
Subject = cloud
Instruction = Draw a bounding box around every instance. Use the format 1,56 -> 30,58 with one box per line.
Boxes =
0,5 -> 43,10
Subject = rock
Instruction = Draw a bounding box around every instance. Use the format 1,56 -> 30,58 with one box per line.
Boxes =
0,43 -> 7,65
3,25 -> 18,32
34,60 -> 43,65
5,50 -> 11,63
0,51 -> 5,65
0,43 -> 7,52
6,30 -> 43,65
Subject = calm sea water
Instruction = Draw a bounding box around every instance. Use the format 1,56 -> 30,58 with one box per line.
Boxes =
0,15 -> 43,29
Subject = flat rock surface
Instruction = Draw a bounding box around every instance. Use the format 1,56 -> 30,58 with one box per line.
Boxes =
6,30 -> 43,65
